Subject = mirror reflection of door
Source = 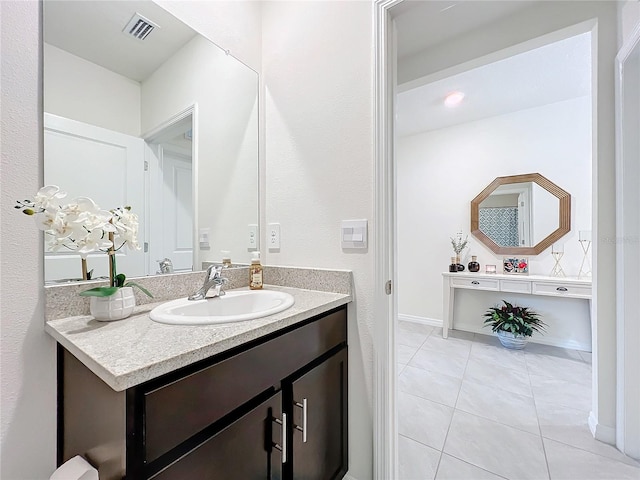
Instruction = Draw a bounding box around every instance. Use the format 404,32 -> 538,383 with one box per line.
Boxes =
43,114 -> 146,282
145,115 -> 194,273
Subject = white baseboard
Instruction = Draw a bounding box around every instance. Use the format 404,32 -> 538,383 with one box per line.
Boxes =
589,411 -> 616,444
397,314 -> 443,328
343,474 -> 358,480
452,321 -> 591,351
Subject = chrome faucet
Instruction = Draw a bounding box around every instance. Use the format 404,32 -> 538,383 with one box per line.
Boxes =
188,265 -> 228,301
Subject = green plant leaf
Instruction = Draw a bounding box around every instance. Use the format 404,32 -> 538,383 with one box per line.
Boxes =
79,286 -> 120,297
125,282 -> 153,298
114,273 -> 126,288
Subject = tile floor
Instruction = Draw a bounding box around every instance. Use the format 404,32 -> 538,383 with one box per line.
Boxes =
397,320 -> 640,480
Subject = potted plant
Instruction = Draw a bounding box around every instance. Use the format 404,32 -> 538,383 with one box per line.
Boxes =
483,300 -> 546,349
16,185 -> 152,321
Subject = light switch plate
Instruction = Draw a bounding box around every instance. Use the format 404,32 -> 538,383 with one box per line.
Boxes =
268,223 -> 281,250
341,220 -> 368,249
248,225 -> 258,250
199,228 -> 211,249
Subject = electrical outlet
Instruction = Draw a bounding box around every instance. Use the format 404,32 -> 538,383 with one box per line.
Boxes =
268,223 -> 281,250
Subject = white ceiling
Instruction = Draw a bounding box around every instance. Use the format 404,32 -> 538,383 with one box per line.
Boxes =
393,2 -> 591,137
44,1 -> 198,82
392,1 -> 537,60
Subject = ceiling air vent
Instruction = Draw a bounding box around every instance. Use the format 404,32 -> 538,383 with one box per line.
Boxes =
123,13 -> 159,41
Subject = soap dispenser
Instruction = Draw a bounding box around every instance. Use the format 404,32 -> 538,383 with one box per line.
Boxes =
249,251 -> 263,290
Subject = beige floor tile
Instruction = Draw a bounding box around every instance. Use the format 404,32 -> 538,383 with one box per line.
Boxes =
525,352 -> 591,386
464,357 -> 532,397
443,411 -> 548,480
530,374 -> 591,412
456,379 -> 539,434
399,365 -> 462,407
435,454 -> 506,480
536,400 -> 640,466
399,434 -> 441,480
409,348 -> 469,379
398,391 -> 454,451
544,438 -> 640,480
399,344 -> 419,364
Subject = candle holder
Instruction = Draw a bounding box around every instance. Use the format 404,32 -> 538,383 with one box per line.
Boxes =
550,243 -> 566,277
578,230 -> 592,279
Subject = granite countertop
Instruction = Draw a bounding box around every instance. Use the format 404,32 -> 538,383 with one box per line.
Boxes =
46,285 -> 351,392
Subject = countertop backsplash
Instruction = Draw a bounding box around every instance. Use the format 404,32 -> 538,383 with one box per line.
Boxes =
45,265 -> 353,321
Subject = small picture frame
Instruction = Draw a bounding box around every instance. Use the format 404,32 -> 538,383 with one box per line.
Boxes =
503,257 -> 529,275
485,264 -> 497,274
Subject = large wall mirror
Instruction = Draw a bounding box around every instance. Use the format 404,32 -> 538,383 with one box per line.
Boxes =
471,173 -> 571,255
43,0 -> 259,283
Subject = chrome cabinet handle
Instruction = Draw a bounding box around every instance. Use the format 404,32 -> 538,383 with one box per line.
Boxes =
471,281 -> 480,285
556,287 -> 568,292
294,398 -> 308,443
273,412 -> 287,463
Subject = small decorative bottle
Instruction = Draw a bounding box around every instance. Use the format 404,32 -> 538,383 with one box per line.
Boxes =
449,257 -> 458,273
221,250 -> 232,268
249,251 -> 263,289
456,255 -> 465,272
468,256 -> 480,273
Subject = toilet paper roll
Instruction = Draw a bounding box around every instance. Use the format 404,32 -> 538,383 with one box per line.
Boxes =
50,455 -> 98,480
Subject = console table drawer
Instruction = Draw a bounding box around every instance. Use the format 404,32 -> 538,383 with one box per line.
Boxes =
450,277 -> 499,291
500,280 -> 531,294
532,282 -> 591,298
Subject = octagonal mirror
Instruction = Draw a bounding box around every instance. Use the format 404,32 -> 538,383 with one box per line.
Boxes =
471,173 -> 571,255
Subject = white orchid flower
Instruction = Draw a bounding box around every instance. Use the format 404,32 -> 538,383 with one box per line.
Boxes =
33,185 -> 67,210
112,207 -> 141,251
76,229 -> 113,259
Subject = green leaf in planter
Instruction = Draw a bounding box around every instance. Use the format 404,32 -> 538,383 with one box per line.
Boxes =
125,282 -> 153,298
114,273 -> 126,288
79,286 -> 120,297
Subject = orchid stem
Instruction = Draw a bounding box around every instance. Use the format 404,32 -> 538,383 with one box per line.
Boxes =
108,231 -> 115,287
81,258 -> 88,281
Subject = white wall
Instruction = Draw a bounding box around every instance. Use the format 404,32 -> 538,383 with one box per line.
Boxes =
0,1 -> 263,477
1,2 -> 57,479
44,43 -> 141,137
261,2 -> 374,478
398,96 -> 592,343
141,34 -> 259,267
398,0 -> 619,447
155,0 -> 262,72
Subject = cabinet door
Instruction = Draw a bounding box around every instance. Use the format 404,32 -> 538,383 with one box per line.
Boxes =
290,349 -> 348,480
151,392 -> 284,480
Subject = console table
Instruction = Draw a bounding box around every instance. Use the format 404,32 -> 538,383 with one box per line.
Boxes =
442,272 -> 592,338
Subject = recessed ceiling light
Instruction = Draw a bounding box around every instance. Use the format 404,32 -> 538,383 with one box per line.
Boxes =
444,91 -> 465,108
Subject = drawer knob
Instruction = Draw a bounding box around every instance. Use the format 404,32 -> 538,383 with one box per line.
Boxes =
471,281 -> 480,285
556,287 -> 568,292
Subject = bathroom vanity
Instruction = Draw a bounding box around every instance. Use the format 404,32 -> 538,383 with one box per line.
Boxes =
47,283 -> 350,480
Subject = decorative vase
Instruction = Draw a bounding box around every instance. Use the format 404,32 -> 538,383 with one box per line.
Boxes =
455,255 -> 465,272
468,256 -> 480,272
497,330 -> 528,350
90,286 -> 136,321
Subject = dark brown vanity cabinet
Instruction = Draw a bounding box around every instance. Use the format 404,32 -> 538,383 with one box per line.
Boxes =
59,306 -> 348,480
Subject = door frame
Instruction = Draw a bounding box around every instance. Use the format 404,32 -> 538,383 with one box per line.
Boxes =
373,1 -> 626,476
373,1 -> 402,479
615,22 -> 640,459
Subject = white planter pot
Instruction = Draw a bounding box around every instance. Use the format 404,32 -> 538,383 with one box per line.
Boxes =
90,286 -> 136,321
497,330 -> 529,350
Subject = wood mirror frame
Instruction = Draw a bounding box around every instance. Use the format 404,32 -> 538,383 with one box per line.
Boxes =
470,173 -> 571,255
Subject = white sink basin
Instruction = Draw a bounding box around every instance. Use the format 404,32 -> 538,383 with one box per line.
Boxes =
149,289 -> 295,325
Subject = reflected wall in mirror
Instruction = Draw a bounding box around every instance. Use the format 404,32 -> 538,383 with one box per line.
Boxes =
43,0 -> 259,283
471,173 -> 570,255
